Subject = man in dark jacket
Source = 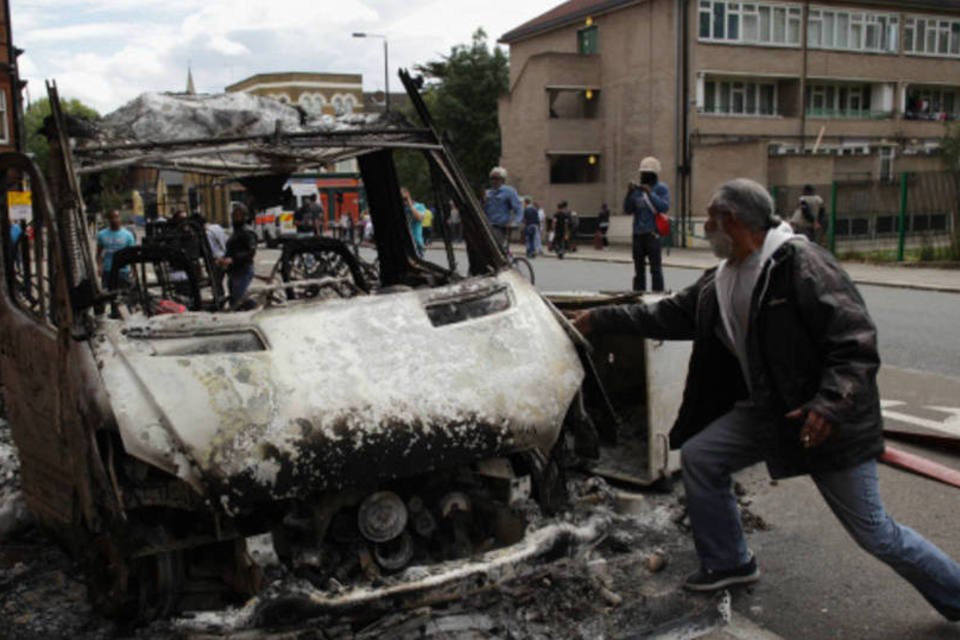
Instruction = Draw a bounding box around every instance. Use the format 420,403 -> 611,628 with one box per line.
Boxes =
571,178 -> 960,621
218,203 -> 258,310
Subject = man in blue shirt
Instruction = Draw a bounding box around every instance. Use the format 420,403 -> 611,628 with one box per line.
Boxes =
483,166 -> 522,251
97,209 -> 137,289
522,197 -> 541,258
624,156 -> 670,292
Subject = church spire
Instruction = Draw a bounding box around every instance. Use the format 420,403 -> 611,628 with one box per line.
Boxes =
186,64 -> 196,95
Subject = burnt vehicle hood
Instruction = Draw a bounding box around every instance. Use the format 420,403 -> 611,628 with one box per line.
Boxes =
94,271 -> 583,511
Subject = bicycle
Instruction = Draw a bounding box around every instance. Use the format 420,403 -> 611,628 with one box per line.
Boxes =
496,224 -> 535,285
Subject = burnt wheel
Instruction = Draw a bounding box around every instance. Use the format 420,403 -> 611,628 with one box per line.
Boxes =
86,534 -> 183,621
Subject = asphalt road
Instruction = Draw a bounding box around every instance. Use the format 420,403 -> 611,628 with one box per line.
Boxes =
524,255 -> 960,380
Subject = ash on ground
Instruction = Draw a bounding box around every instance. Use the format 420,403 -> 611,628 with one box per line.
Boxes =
1,416 -> 749,639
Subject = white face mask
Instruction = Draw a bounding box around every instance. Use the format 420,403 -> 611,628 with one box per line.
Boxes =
706,216 -> 734,259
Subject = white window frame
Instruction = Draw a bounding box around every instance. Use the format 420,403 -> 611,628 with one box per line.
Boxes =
805,82 -> 878,118
904,14 -> 960,58
0,93 -> 8,144
700,77 -> 779,116
698,0 -> 802,47
879,146 -> 895,182
807,6 -> 898,53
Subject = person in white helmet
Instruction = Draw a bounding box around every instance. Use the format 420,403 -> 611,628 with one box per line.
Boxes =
483,166 -> 522,250
624,156 -> 670,291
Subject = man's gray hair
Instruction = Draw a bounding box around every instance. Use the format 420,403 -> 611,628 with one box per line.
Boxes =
709,178 -> 777,231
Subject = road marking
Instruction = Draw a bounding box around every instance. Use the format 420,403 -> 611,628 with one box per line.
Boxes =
881,400 -> 960,438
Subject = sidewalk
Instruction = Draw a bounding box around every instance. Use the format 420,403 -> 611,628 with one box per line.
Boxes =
546,243 -> 960,294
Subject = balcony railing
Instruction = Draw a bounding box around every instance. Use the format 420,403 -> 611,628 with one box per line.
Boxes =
805,108 -> 893,119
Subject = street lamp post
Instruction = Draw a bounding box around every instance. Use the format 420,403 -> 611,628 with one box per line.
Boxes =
352,32 -> 389,114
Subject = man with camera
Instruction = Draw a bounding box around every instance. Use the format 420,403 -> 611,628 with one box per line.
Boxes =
625,156 -> 670,292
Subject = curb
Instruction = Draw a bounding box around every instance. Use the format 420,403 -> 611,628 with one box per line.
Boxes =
550,249 -> 960,295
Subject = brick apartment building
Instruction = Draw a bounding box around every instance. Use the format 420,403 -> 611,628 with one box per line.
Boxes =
0,0 -> 23,153
498,0 -> 960,242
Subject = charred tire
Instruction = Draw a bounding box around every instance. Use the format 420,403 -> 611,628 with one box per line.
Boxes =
516,445 -> 568,516
86,534 -> 183,622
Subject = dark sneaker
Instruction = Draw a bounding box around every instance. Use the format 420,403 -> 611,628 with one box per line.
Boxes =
684,555 -> 760,592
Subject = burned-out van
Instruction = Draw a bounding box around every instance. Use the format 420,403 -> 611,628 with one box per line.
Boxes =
0,75 -> 687,621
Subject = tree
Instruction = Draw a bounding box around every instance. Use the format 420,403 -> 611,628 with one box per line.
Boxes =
413,28 -> 509,197
24,97 -> 99,176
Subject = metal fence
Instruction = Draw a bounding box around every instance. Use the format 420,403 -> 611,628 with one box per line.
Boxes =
772,171 -> 959,258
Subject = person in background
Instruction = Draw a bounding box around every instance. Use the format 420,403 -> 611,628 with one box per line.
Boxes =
535,201 -> 546,256
595,203 -> 611,249
338,211 -> 353,244
295,195 -> 323,236
9,214 -> 22,254
421,205 -> 434,246
483,166 -> 522,250
625,156 -> 670,292
361,210 -> 374,244
401,188 -> 425,257
448,200 -> 462,243
522,197 -> 541,258
790,184 -> 826,244
96,209 -> 136,290
217,203 -> 258,310
552,201 -> 571,259
569,207 -> 580,252
571,178 -> 960,622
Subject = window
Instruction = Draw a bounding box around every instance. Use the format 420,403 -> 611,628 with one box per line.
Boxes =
578,26 -> 598,54
548,154 -> 600,183
879,146 -> 895,182
807,7 -> 898,53
0,93 -> 7,143
905,15 -> 960,57
699,1 -> 802,46
805,83 -> 887,118
547,88 -> 600,119
904,86 -> 960,120
702,78 -> 778,115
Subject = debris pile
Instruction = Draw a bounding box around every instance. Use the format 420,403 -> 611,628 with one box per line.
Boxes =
0,415 -> 29,539
0,411 -> 734,639
96,91 -> 382,143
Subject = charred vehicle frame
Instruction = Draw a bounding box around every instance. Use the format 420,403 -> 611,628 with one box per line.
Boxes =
0,73 -> 687,622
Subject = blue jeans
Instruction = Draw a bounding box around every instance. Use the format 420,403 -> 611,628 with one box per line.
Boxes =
682,405 -> 960,614
524,225 -> 539,257
228,265 -> 255,309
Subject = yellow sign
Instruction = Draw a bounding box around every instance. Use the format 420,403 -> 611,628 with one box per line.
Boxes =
7,191 -> 32,222
7,191 -> 30,207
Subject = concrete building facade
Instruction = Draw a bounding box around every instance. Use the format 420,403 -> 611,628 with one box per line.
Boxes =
498,0 -> 960,242
225,72 -> 365,118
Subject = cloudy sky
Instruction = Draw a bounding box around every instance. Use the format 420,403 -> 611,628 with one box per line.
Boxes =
11,0 -> 560,115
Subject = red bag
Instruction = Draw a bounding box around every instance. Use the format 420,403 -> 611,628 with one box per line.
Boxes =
655,212 -> 671,237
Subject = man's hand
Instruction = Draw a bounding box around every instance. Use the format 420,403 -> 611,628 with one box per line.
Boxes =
785,407 -> 833,448
566,310 -> 592,335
